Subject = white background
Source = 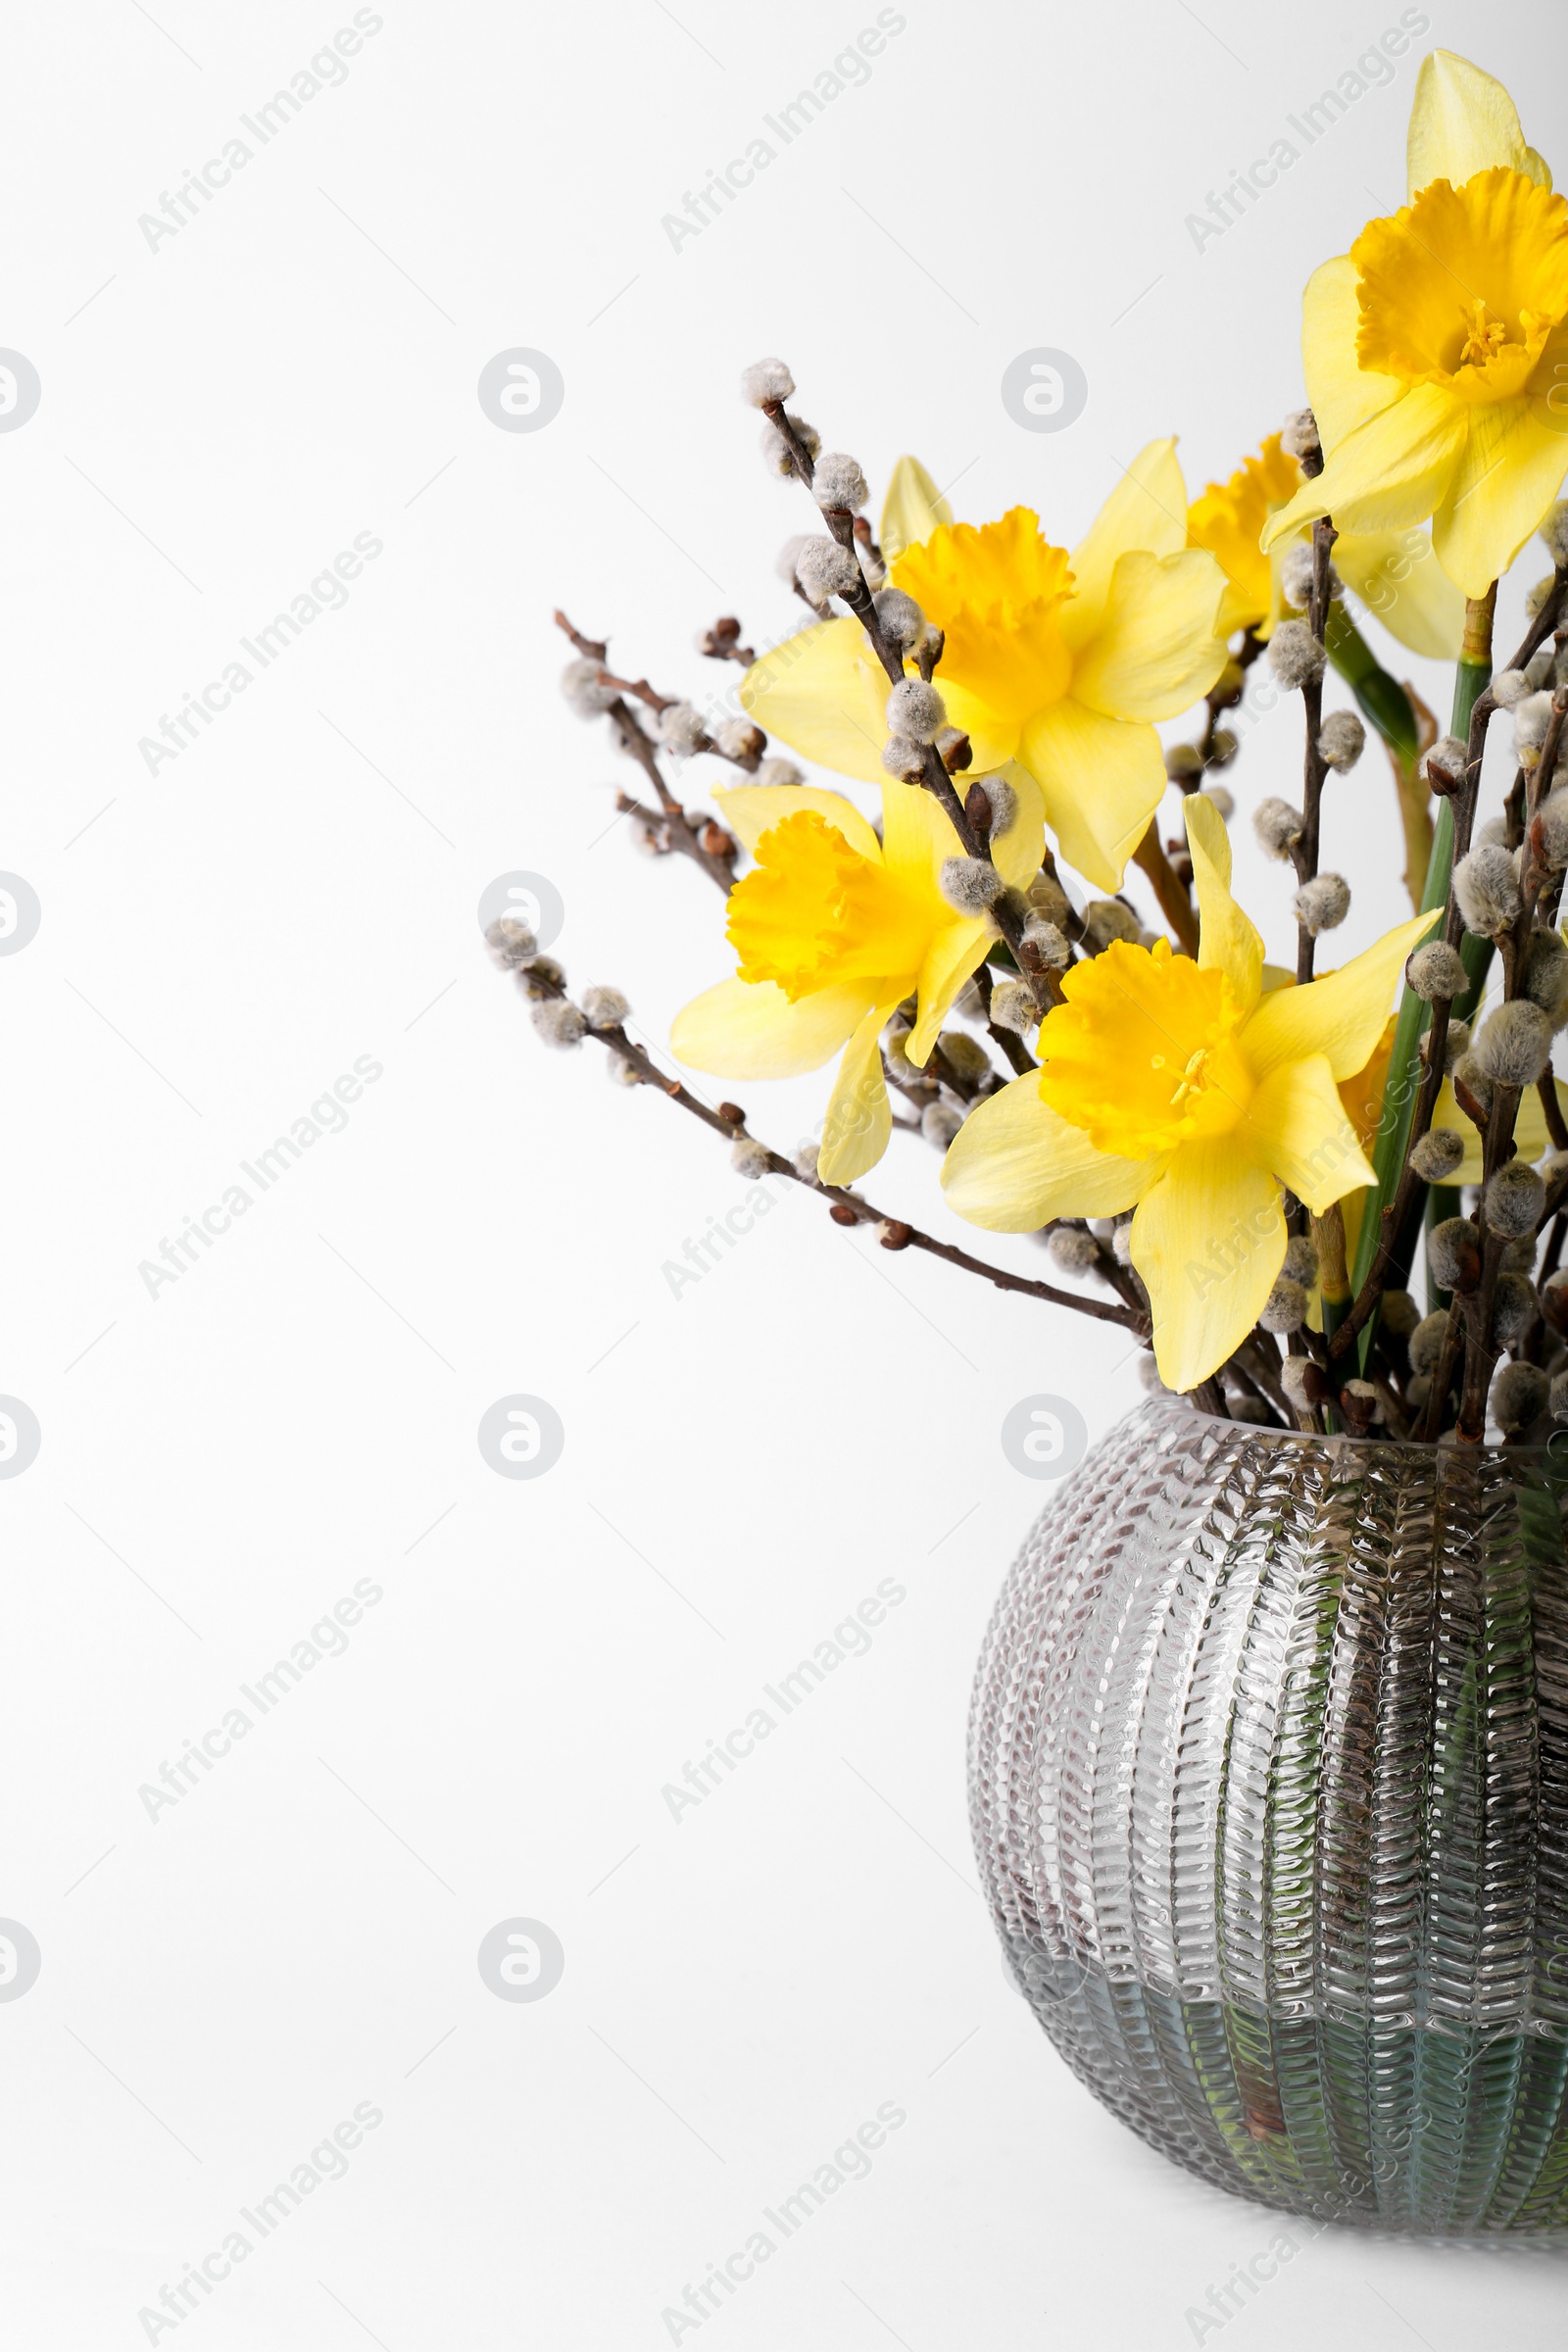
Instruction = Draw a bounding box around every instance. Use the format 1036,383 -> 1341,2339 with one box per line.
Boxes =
7,1 -> 1568,2345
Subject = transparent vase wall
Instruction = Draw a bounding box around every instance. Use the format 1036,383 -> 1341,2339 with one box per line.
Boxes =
969,1399 -> 1568,2231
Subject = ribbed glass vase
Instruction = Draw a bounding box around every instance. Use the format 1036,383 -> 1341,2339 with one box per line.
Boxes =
969,1396 -> 1568,2231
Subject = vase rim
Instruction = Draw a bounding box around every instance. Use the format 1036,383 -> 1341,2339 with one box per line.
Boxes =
1142,1391 -> 1567,1463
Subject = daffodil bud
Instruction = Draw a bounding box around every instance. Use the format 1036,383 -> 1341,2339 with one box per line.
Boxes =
1023,912 -> 1070,967
1429,1215 -> 1482,1293
1408,1311 -> 1450,1376
1486,1159 -> 1546,1241
1295,873 -> 1350,934
887,678 -> 946,743
796,538 -> 861,606
580,984 -> 629,1028
1047,1225 -> 1099,1273
485,916 -> 538,970
1280,408 -> 1320,461
1494,1358 -> 1549,1433
1283,1235 -> 1319,1285
1422,735 -> 1469,795
881,736 -> 926,781
1493,667 -> 1532,710
561,657 -> 618,717
1406,941 -> 1466,1001
938,856 -> 1004,914
1474,1000 -> 1552,1087
1382,1289 -> 1421,1338
873,587 -> 926,653
1258,1275 -> 1308,1334
1200,783 -> 1235,820
741,357 -> 796,405
1317,711 -> 1365,772
1453,844 -> 1522,938
990,978 -> 1038,1034
1254,797 -> 1304,860
1267,619 -> 1326,692
813,453 -> 868,512
760,413 -> 820,476
1410,1127 -> 1465,1182
921,1100 -> 963,1149
1164,743 -> 1204,782
1514,690 -> 1557,767
731,1137 -> 773,1179
530,999 -> 586,1049
1523,928 -> 1568,1027
657,702 -> 707,756
1526,574 -> 1558,621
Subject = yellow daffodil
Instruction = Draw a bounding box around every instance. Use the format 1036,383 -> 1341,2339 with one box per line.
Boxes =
1262,50 -> 1568,599
739,442 -> 1229,893
1190,433 -> 1464,656
940,798 -> 1438,1391
669,768 -> 1043,1185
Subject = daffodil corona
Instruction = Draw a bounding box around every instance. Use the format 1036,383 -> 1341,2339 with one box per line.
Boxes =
1263,50 -> 1568,598
740,444 -> 1230,890
940,799 -> 1438,1391
670,770 -> 1043,1186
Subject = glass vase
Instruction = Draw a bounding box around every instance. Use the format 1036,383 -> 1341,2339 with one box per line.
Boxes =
969,1396 -> 1568,2230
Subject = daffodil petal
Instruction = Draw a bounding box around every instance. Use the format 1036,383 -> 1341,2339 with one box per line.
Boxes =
1019,698 -> 1165,893
1238,1054 -> 1375,1216
1300,256 -> 1404,457
1069,549 -> 1229,724
908,923 -> 992,1062
714,782 -> 882,863
1261,384 -> 1469,552
1430,1076 -> 1567,1182
1062,438 -> 1189,649
1130,1142 -> 1286,1394
1184,793 -> 1263,1017
878,776 -> 962,895
1432,402 -> 1568,601
818,997 -> 900,1183
1241,908 -> 1440,1082
739,614 -> 889,785
941,1072 -> 1162,1230
1333,527 -> 1466,659
880,455 -> 954,564
670,976 -> 868,1077
1407,48 -> 1543,200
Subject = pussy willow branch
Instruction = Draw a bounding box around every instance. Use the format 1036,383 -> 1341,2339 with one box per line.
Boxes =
760,398 -> 1057,1020
1294,514 -> 1339,983
516,968 -> 1147,1333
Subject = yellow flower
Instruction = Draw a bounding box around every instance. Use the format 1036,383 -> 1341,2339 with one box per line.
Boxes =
669,768 -> 1044,1186
739,442 -> 1229,892
940,798 -> 1438,1391
1262,50 -> 1568,599
1189,434 -> 1464,657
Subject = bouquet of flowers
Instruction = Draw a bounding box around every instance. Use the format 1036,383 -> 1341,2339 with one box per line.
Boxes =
492,47 -> 1568,1448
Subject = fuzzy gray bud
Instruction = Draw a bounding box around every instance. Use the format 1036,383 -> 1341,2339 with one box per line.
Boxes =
1254,797 -> 1304,860
561,657 -> 618,717
1027,871 -> 1072,924
921,1100 -> 963,1150
793,1141 -> 820,1182
1406,941 -> 1467,1001
1514,690 -> 1558,765
1442,1019 -> 1471,1072
1280,409 -> 1319,461
530,999 -> 586,1050
1022,913 -> 1070,967
1534,789 -> 1568,870
1523,928 -> 1568,1027
1428,1216 -> 1481,1292
1493,1272 -> 1541,1348
936,1030 -> 991,1082
760,413 -> 820,476
776,534 -> 812,587
1083,898 -> 1142,951
485,916 -> 538,970
886,678 -> 946,743
1200,783 -> 1235,820
1450,1053 -> 1493,1115
1526,573 -> 1557,621
1294,873 -> 1350,935
731,1137 -> 773,1179
795,537 -> 862,606
1527,644 -> 1557,689
1258,1275 -> 1308,1334
1552,1368 -> 1568,1423
1474,1001 -> 1552,1087
1279,1356 -> 1316,1410
1047,1225 -> 1100,1274
1409,1126 -> 1465,1182
1281,543 -> 1342,610
712,716 -> 764,760
1423,735 -> 1469,793
756,757 -> 804,789
881,735 -> 926,781
1408,1311 -> 1450,1377
1267,619 -> 1326,692
813,452 -> 868,512
657,701 -> 707,756
1493,667 -> 1532,710
976,775 -> 1017,837
990,978 -> 1039,1034
1487,1158 -> 1546,1238
740,357 -> 795,406
1453,844 -> 1522,937
579,984 -> 629,1029
872,588 -> 926,654
1316,710 -> 1365,772
938,856 -> 1004,914
1493,1359 -> 1549,1434
1541,501 -> 1568,566
1283,1235 -> 1319,1286
1382,1289 -> 1421,1338
1165,742 -> 1204,782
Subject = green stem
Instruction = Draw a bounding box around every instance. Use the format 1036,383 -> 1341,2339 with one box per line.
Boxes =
1325,603 -> 1419,766
1349,640 -> 1494,1371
